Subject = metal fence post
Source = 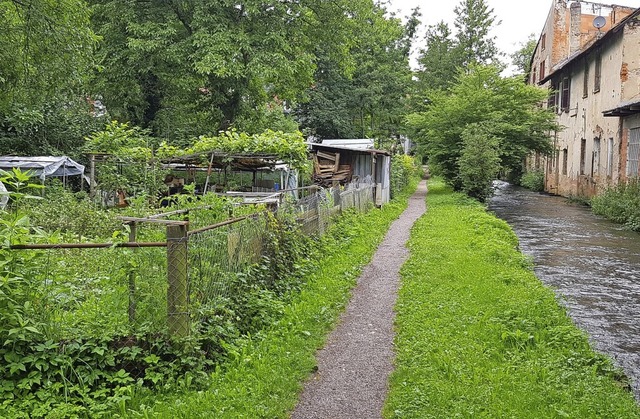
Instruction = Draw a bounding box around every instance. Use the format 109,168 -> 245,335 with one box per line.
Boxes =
128,222 -> 137,325
167,223 -> 189,338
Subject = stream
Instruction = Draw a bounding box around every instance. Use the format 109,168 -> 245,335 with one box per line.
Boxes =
488,180 -> 640,399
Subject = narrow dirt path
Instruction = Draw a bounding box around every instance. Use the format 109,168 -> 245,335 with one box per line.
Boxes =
291,180 -> 428,419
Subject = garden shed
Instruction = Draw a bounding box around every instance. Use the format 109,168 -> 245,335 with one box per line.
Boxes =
0,156 -> 88,185
308,142 -> 391,205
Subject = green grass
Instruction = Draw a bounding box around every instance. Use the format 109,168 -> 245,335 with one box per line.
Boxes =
116,181 -> 419,418
384,179 -> 640,418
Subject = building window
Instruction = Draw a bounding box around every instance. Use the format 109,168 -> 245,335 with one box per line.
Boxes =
562,148 -> 568,175
628,128 -> 640,177
608,138 -> 614,177
532,67 -> 537,84
561,77 -> 571,112
541,34 -> 546,50
548,83 -> 556,111
583,61 -> 589,98
592,137 -> 601,176
594,52 -> 602,93
540,60 -> 546,80
580,138 -> 587,175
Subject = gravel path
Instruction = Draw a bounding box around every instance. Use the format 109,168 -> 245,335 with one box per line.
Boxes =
291,180 -> 428,419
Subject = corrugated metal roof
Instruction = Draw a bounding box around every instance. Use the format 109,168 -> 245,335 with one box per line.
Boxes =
321,139 -> 374,150
308,142 -> 390,156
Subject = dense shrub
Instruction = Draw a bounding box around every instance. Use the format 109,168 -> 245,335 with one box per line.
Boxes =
591,179 -> 640,230
391,154 -> 419,198
25,183 -> 122,240
457,123 -> 500,202
520,169 -> 545,192
0,170 -> 331,416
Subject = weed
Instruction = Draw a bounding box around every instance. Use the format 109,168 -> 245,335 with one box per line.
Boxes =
520,169 -> 545,192
592,179 -> 640,231
114,179 -> 419,417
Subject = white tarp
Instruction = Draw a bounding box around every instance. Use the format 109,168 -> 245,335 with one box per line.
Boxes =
0,156 -> 88,183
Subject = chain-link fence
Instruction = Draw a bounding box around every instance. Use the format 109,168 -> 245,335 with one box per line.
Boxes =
12,244 -> 167,342
187,215 -> 266,327
9,180 -> 376,347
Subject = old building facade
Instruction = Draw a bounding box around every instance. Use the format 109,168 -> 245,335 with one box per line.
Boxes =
529,0 -> 640,198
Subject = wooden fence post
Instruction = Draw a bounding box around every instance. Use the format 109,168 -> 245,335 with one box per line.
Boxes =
167,223 -> 190,338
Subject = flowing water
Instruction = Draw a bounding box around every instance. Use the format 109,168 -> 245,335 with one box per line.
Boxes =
488,180 -> 640,398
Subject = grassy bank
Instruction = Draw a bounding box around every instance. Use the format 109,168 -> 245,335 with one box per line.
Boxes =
385,180 -> 639,418
117,181 -> 418,418
591,179 -> 640,231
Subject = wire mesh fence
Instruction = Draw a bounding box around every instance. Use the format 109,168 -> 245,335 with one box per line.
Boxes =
8,179 -> 377,350
17,245 -> 167,342
336,180 -> 375,213
188,216 -> 266,326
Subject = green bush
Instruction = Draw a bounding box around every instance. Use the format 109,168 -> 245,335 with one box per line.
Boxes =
0,169 -> 338,416
457,123 -> 500,202
591,179 -> 640,230
25,182 -> 122,240
391,154 -> 419,198
520,169 -> 545,192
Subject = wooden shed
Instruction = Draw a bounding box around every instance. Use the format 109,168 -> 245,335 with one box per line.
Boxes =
308,142 -> 391,206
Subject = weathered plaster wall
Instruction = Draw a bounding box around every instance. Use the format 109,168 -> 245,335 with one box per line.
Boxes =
546,31 -> 625,198
531,1 -> 639,198
621,17 -> 640,101
529,1 -> 635,86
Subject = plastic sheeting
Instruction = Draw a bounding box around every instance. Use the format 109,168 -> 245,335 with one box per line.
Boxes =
0,156 -> 88,183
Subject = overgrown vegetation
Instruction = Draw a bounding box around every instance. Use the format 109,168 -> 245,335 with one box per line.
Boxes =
591,179 -> 640,231
408,64 -> 557,197
384,179 -> 640,418
84,121 -> 311,200
0,166 -> 418,416
1,0 -> 419,151
115,179 -> 419,418
0,172 -> 283,416
391,154 -> 421,198
520,169 -> 545,192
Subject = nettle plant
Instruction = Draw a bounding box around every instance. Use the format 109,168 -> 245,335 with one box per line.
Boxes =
0,169 -> 46,340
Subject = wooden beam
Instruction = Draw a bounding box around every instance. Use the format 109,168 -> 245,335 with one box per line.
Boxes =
118,216 -> 188,225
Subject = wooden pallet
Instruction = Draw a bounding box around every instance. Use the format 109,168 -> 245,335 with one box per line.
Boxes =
313,150 -> 352,186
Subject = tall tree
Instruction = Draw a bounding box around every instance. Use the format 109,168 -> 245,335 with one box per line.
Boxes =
415,0 -> 500,93
407,65 -> 557,192
0,0 -> 96,109
511,34 -> 537,79
416,21 -> 458,93
88,0 -> 370,141
453,0 -> 500,68
0,0 -> 99,155
296,4 -> 417,141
